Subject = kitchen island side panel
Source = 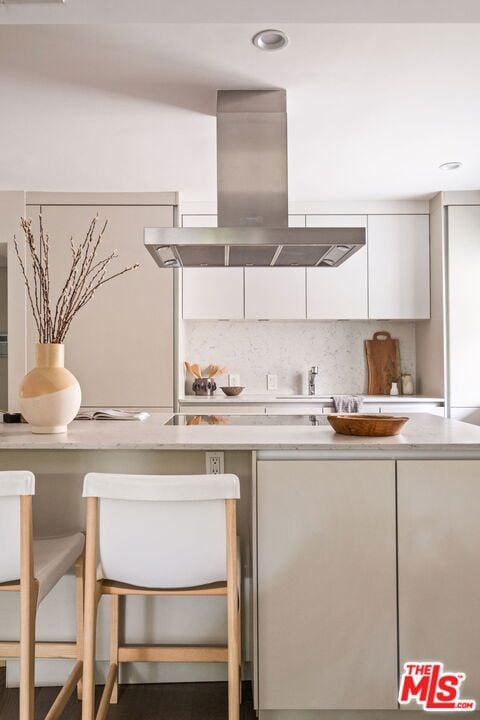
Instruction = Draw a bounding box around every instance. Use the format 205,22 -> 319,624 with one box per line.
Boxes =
398,460 -> 480,709
256,459 -> 397,710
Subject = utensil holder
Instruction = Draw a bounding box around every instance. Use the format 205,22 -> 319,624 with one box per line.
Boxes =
192,378 -> 217,396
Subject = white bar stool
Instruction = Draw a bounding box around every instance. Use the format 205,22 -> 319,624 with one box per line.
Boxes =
0,470 -> 85,720
81,472 -> 241,720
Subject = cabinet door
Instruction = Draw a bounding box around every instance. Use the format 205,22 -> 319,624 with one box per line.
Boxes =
243,216 -> 307,320
181,215 -> 244,320
245,267 -> 305,319
368,215 -> 430,319
450,407 -> 480,425
257,460 -> 397,710
306,215 -> 368,319
182,268 -> 244,320
264,403 -> 328,415
448,206 -> 480,405
378,402 -> 444,416
398,461 -> 480,708
28,205 -> 174,408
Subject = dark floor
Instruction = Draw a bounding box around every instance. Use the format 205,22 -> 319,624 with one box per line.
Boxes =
0,667 -> 255,720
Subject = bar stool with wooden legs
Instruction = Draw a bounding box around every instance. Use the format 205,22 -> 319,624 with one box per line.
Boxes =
0,471 -> 85,720
81,472 -> 241,720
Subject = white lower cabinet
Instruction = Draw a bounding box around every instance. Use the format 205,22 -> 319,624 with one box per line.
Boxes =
397,460 -> 480,708
179,403 -> 266,415
256,460 -> 397,710
264,403 -> 328,415
244,267 -> 306,320
378,402 -> 444,416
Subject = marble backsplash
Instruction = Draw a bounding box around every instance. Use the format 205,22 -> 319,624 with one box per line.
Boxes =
183,320 -> 416,395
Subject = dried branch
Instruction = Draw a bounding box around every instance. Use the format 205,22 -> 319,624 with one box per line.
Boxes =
14,215 -> 139,344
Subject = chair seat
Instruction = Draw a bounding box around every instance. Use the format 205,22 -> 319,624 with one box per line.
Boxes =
34,533 -> 84,603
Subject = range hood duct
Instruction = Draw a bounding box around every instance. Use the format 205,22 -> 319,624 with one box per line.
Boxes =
145,90 -> 365,268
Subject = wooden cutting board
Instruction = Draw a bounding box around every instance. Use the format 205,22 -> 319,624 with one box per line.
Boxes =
364,331 -> 401,395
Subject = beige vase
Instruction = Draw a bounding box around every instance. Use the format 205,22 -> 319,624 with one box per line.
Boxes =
19,343 -> 81,434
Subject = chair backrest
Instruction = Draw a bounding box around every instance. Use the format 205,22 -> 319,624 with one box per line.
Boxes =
83,473 -> 240,588
0,471 -> 35,584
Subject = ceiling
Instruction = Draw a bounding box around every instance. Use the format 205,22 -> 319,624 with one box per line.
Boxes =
3,0 -> 480,24
0,22 -> 479,201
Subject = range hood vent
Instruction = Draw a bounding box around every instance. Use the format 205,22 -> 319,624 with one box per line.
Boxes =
145,90 -> 365,268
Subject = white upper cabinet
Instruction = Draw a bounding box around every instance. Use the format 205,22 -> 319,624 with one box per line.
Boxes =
306,215 -> 368,319
243,215 -> 307,320
181,212 -> 430,321
447,205 -> 480,406
183,267 -> 244,320
244,267 -> 306,319
182,214 -> 244,320
368,214 -> 430,319
287,214 -> 306,228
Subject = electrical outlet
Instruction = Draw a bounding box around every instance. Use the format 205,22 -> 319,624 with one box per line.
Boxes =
229,374 -> 240,387
267,374 -> 278,391
206,451 -> 225,474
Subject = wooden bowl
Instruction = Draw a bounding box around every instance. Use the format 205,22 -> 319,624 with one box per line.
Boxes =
327,413 -> 409,437
221,386 -> 245,397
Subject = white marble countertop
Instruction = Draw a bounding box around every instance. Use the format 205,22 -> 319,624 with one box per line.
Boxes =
179,394 -> 444,404
1,413 -> 478,453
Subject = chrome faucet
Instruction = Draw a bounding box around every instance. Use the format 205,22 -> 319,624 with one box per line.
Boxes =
308,366 -> 319,396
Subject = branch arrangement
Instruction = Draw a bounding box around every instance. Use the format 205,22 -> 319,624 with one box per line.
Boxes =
14,215 -> 139,343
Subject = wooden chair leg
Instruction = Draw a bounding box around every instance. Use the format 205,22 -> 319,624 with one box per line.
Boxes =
75,553 -> 85,700
237,593 -> 242,705
226,500 -> 240,720
19,580 -> 38,720
109,594 -> 120,704
82,498 -> 99,720
19,495 -> 36,720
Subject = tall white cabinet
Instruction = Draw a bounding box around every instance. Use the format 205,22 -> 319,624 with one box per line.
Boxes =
447,205 -> 480,410
26,194 -> 175,409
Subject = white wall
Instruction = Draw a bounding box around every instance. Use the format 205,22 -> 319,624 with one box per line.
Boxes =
0,265 -> 7,410
183,320 -> 416,395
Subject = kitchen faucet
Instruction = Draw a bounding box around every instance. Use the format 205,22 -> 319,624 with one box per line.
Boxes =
308,366 -> 318,396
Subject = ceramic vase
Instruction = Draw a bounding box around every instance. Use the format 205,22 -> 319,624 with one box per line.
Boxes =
19,343 -> 81,434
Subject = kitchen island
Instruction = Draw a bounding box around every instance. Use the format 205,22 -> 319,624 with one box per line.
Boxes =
1,413 -> 480,719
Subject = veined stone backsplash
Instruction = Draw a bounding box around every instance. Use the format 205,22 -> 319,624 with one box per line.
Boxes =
183,320 -> 416,395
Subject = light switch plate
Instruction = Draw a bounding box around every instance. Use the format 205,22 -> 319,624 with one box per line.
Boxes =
267,374 -> 278,391
229,374 -> 240,387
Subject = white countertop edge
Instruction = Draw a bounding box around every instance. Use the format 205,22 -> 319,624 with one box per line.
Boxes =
179,394 -> 444,404
1,414 -> 478,452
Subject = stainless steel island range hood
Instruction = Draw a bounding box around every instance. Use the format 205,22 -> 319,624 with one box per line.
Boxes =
145,90 -> 365,268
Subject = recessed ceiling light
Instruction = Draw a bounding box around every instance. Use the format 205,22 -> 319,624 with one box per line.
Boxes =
252,29 -> 289,52
439,161 -> 463,171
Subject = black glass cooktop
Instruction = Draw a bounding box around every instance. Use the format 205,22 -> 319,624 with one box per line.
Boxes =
165,414 -> 330,427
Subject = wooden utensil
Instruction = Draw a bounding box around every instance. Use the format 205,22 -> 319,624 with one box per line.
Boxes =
364,331 -> 400,395
206,364 -> 227,378
190,363 -> 202,378
184,362 -> 201,379
327,413 -> 409,437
